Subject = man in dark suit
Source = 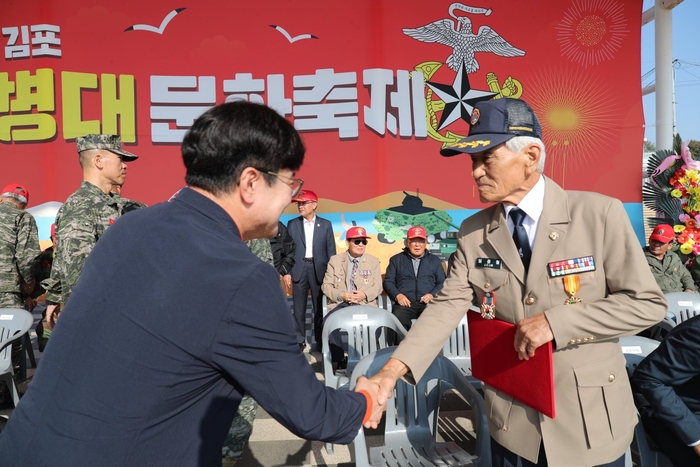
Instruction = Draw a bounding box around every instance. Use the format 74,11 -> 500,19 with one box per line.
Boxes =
633,315 -> 700,466
363,98 -> 667,466
0,101 -> 382,466
287,190 -> 336,350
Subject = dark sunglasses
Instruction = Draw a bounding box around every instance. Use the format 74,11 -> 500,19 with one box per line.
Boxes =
351,239 -> 368,245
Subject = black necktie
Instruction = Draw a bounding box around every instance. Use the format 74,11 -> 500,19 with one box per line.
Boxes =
509,208 -> 531,270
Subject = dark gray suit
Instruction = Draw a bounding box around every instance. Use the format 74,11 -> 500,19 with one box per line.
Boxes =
287,215 -> 336,345
633,315 -> 700,466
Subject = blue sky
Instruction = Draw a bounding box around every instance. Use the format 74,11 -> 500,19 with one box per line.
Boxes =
642,0 -> 700,145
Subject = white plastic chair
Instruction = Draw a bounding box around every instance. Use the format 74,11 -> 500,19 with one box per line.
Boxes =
646,292 -> 700,341
321,305 -> 407,454
619,336 -> 673,467
663,291 -> 700,324
349,347 -> 491,467
441,314 -> 482,390
322,294 -> 388,317
0,308 -> 34,406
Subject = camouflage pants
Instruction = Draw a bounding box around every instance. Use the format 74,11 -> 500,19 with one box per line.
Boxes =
222,394 -> 258,460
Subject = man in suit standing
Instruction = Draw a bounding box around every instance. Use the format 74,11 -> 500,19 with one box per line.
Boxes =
287,190 -> 336,351
321,226 -> 382,366
633,315 -> 700,466
363,98 -> 667,466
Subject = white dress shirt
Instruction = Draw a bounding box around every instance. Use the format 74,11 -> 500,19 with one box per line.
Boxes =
503,175 -> 545,250
303,216 -> 315,258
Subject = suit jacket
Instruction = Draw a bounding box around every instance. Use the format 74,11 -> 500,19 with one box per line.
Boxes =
287,215 -> 336,283
633,315 -> 700,446
322,253 -> 382,312
391,177 -> 667,466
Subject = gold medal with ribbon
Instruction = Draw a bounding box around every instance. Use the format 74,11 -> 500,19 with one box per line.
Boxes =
563,275 -> 582,304
480,291 -> 496,319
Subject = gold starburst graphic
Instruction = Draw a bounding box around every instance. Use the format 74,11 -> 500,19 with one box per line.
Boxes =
526,67 -> 618,185
556,0 -> 629,68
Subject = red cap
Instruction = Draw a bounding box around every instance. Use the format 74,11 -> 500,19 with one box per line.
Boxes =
650,224 -> 675,244
346,226 -> 370,239
292,190 -> 318,203
407,226 -> 427,239
1,183 -> 29,204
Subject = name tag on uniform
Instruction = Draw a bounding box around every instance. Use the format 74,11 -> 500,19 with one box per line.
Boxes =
547,256 -> 596,278
476,258 -> 502,269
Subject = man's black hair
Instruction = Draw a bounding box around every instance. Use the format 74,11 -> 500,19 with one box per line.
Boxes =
182,101 -> 305,195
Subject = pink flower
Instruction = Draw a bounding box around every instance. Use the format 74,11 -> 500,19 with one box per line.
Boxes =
680,214 -> 691,223
692,243 -> 700,255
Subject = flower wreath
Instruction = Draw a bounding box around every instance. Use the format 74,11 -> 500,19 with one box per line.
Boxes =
643,141 -> 700,260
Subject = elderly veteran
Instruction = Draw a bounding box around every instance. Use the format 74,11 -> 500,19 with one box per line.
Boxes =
643,223 -> 695,293
363,98 -> 667,467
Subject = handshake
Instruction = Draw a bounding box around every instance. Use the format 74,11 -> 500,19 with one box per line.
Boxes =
352,358 -> 408,428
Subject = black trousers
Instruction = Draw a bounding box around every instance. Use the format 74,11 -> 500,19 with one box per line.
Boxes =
292,261 -> 323,345
491,439 -> 625,467
391,301 -> 426,331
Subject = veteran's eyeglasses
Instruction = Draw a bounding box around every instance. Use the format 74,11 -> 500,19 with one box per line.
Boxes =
351,239 -> 368,245
259,170 -> 304,198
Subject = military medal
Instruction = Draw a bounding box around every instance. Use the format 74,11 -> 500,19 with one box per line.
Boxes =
563,275 -> 582,304
480,292 -> 496,319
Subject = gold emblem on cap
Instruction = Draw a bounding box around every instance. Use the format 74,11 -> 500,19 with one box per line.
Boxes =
471,108 -> 480,125
549,232 -> 559,240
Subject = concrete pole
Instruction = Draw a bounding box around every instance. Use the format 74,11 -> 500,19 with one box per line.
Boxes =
655,0 -> 675,150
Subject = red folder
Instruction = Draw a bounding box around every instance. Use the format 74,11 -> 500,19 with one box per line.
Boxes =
467,307 -> 556,419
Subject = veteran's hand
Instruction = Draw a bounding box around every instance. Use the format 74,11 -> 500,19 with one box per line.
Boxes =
349,291 -> 366,303
694,444 -> 700,457
355,376 -> 386,429
420,293 -> 434,304
514,313 -> 553,360
282,274 -> 292,289
396,294 -> 411,307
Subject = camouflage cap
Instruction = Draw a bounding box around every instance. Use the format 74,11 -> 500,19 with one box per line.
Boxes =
75,134 -> 138,161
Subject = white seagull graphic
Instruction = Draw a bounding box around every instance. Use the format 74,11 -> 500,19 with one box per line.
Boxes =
269,25 -> 318,43
125,8 -> 186,34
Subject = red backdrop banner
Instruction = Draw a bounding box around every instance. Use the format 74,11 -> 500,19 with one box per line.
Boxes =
2,0 -> 643,208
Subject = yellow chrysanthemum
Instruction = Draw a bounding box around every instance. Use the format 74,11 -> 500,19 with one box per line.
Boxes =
671,189 -> 683,198
686,169 -> 700,181
680,243 -> 693,255
674,224 -> 687,233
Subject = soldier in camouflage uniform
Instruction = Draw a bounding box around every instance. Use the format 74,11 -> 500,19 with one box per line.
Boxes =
0,184 -> 40,308
222,237 -> 273,465
44,134 -> 139,330
33,224 -> 56,352
0,183 -> 40,402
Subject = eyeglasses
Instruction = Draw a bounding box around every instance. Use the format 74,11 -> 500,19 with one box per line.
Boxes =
351,239 -> 368,245
259,170 -> 304,198
296,201 -> 315,206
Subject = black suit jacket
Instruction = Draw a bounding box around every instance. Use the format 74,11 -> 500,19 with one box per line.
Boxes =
633,315 -> 700,445
287,215 -> 336,283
